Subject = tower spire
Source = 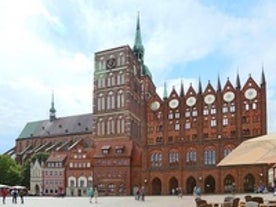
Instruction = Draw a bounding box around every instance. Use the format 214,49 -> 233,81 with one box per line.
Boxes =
133,11 -> 144,62
49,90 -> 56,121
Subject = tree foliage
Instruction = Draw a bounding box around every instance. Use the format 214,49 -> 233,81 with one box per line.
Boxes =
0,155 -> 21,185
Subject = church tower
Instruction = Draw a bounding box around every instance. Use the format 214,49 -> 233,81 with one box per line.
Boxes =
91,14 -> 149,195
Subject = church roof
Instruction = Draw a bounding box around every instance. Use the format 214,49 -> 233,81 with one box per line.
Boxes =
18,113 -> 92,139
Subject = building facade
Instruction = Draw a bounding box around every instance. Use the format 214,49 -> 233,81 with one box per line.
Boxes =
13,15 -> 268,195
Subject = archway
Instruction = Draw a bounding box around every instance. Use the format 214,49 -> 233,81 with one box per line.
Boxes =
223,174 -> 235,193
35,184 -> 40,195
244,173 -> 255,192
186,176 -> 196,194
204,175 -> 216,193
169,177 -> 178,195
152,177 -> 162,195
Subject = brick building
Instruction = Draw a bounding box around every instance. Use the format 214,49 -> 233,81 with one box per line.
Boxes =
13,14 -> 267,195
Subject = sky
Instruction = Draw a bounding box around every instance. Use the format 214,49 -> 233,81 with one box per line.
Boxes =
1,0 -> 276,154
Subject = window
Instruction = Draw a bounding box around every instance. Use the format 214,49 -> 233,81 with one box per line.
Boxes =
186,150 -> 197,163
150,152 -> 162,167
245,104 -> 250,111
117,116 -> 125,134
185,122 -> 191,129
175,112 -> 180,119
252,103 -> 257,110
175,123 -> 180,130
192,110 -> 198,117
223,118 -> 228,126
203,109 -> 209,116
117,90 -> 124,108
107,117 -> 115,135
204,149 -> 216,165
169,151 -> 179,164
211,119 -> 216,127
107,92 -> 115,110
168,113 -> 173,119
210,108 -> 216,114
222,107 -> 228,113
230,105 -> 235,112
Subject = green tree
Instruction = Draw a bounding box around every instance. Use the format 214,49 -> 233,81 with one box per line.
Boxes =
0,155 -> 21,185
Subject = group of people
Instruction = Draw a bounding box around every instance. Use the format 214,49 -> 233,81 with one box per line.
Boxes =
1,188 -> 26,204
88,187 -> 99,204
135,186 -> 146,201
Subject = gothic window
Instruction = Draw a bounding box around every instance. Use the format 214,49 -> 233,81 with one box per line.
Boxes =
185,122 -> 191,129
107,73 -> 114,87
175,112 -> 180,119
117,90 -> 124,108
210,119 -> 217,127
186,149 -> 197,164
107,117 -> 115,135
185,111 -> 191,118
230,104 -> 235,112
245,103 -> 250,111
119,52 -> 125,65
223,145 -> 234,157
210,108 -> 216,114
252,102 -> 257,110
223,118 -> 228,126
97,118 -> 105,136
150,152 -> 162,167
222,106 -> 228,113
168,112 -> 173,119
203,108 -> 209,116
97,93 -> 105,111
117,116 -> 125,134
204,147 -> 216,165
169,151 -> 179,165
107,91 -> 115,110
192,109 -> 198,117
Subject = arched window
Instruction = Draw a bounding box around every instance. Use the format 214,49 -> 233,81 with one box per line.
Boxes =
97,93 -> 105,111
223,144 -> 235,157
97,118 -> 105,136
186,148 -> 197,164
107,91 -> 115,110
204,147 -> 216,165
169,150 -> 179,165
150,152 -> 162,167
119,52 -> 125,65
117,90 -> 124,108
107,117 -> 115,135
117,116 -> 125,134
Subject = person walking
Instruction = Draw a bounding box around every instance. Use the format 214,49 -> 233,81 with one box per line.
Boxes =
94,187 -> 98,203
19,189 -> 25,204
1,188 -> 8,204
141,186 -> 146,201
87,187 -> 94,203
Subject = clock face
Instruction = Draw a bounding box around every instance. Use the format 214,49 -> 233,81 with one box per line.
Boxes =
244,88 -> 257,100
186,96 -> 196,107
150,101 -> 160,111
204,94 -> 215,105
169,99 -> 179,109
223,91 -> 235,102
106,58 -> 116,69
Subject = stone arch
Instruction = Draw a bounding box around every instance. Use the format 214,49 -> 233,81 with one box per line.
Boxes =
244,173 -> 255,192
223,174 -> 235,193
186,176 -> 197,194
151,177 -> 162,195
169,177 -> 178,195
204,175 -> 216,193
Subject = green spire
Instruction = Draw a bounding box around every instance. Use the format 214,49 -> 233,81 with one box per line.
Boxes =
49,90 -> 56,121
133,12 -> 144,62
163,82 -> 168,99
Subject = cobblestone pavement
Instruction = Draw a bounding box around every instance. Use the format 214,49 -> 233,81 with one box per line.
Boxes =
1,193 -> 276,207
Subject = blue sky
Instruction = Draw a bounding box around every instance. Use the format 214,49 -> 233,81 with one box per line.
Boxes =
1,0 -> 276,153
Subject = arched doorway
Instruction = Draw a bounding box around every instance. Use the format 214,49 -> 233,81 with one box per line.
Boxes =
224,174 -> 235,193
35,184 -> 40,195
152,177 -> 162,195
186,176 -> 196,194
169,177 -> 178,195
244,173 -> 255,192
204,175 -> 215,193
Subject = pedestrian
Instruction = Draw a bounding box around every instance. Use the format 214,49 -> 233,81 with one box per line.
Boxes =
87,187 -> 94,203
177,187 -> 183,198
1,188 -> 8,204
141,186 -> 145,201
11,189 -> 18,204
19,189 -> 25,204
94,187 -> 98,203
136,187 -> 141,200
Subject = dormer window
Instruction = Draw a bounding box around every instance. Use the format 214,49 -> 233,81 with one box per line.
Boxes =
101,145 -> 111,154
115,146 -> 124,154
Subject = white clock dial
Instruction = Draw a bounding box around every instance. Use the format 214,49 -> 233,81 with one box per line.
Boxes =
169,99 -> 179,109
150,101 -> 160,111
223,91 -> 235,102
186,96 -> 196,107
204,94 -> 215,105
244,88 -> 257,100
